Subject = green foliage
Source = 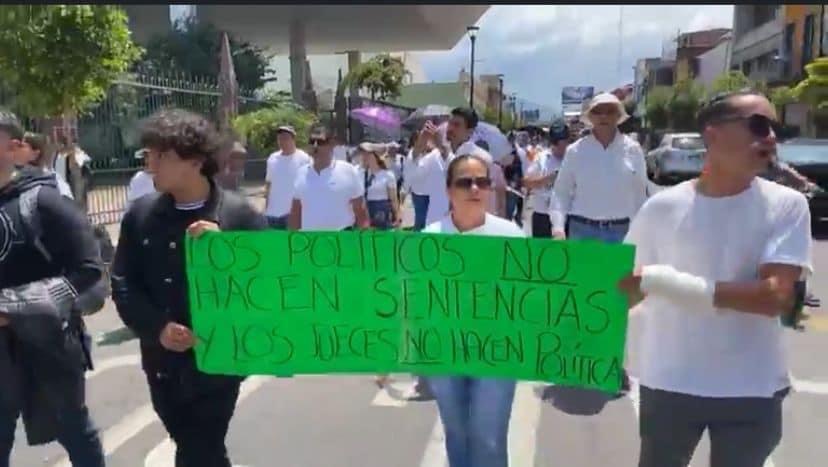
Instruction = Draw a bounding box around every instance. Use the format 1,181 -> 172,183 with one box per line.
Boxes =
668,79 -> 706,131
481,106 -> 514,132
794,57 -> 828,112
644,86 -> 671,130
140,17 -> 275,92
710,70 -> 754,95
769,86 -> 797,112
0,5 -> 143,117
233,105 -> 316,156
340,54 -> 410,100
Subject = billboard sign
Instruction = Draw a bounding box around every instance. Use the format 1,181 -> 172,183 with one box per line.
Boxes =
561,86 -> 595,105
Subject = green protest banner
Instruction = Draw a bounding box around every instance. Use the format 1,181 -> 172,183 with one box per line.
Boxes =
186,230 -> 635,392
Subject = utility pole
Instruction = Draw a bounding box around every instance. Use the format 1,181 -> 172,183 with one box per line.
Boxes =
497,74 -> 504,129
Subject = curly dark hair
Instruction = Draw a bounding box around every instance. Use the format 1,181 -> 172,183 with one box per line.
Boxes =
139,108 -> 221,177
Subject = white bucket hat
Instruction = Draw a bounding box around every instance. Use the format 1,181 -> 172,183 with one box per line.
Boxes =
581,92 -> 630,128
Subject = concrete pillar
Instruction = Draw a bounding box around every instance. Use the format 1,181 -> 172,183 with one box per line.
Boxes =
289,19 -> 307,106
347,50 -> 361,96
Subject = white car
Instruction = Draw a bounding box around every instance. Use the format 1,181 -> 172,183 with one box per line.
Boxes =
646,132 -> 706,184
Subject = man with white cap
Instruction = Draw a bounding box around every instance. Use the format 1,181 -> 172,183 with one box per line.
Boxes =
265,125 -> 311,229
550,92 -> 648,241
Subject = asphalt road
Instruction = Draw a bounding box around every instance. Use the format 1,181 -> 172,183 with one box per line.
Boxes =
9,185 -> 828,467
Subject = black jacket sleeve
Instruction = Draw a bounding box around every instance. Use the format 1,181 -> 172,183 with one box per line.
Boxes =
37,187 -> 103,294
110,206 -> 167,343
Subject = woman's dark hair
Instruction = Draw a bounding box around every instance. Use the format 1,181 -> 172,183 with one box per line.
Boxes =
139,108 -> 221,177
23,132 -> 48,167
697,88 -> 765,131
446,154 -> 490,188
450,107 -> 479,130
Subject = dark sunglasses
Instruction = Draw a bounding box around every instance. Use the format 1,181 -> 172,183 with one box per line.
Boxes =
712,114 -> 781,138
309,137 -> 330,146
452,176 -> 492,190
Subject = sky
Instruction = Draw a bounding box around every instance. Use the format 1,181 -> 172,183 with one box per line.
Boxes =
170,4 -> 735,113
410,5 -> 735,110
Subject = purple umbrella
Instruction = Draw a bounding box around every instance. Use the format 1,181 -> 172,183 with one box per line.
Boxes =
350,106 -> 401,130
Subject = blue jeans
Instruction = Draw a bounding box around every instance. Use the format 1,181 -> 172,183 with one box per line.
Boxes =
411,193 -> 430,231
567,216 -> 629,243
266,215 -> 288,230
425,377 -> 516,467
0,404 -> 104,467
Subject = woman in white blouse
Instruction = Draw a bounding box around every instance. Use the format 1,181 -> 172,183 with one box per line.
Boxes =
422,153 -> 524,467
356,142 -> 400,230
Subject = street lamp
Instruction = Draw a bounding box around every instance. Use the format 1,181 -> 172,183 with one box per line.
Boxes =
467,25 -> 480,109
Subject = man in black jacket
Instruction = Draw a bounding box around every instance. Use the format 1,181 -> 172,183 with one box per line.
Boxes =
0,110 -> 105,466
111,109 -> 266,467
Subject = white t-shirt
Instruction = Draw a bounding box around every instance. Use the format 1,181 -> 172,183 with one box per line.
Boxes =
294,160 -> 364,231
265,149 -> 312,217
126,170 -> 155,208
361,168 -> 397,201
423,213 -> 525,239
413,149 -> 455,225
625,178 -> 813,398
403,152 -> 429,195
526,152 -> 563,213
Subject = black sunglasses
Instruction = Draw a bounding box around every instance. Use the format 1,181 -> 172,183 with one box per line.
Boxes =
309,137 -> 330,146
452,176 -> 492,190
711,114 -> 781,138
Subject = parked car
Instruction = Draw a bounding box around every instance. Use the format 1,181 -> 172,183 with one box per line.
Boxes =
646,132 -> 706,184
776,138 -> 828,228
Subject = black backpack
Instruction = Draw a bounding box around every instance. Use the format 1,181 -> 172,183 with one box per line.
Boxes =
19,185 -> 111,316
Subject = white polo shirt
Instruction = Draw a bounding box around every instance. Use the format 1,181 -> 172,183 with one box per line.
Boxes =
265,149 -> 311,217
403,151 -> 430,196
625,178 -> 812,398
550,132 -> 648,231
360,168 -> 397,201
294,159 -> 364,231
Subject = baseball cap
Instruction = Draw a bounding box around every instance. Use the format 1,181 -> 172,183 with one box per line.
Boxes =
549,124 -> 570,143
276,125 -> 296,136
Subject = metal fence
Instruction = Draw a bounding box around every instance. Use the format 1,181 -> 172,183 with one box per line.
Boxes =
0,71 -> 269,225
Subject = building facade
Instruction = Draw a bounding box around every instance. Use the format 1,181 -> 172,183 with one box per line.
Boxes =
674,28 -> 731,82
696,33 -> 733,87
731,5 -> 785,83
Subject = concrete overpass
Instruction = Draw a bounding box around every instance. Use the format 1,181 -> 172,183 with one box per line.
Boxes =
124,5 -> 490,103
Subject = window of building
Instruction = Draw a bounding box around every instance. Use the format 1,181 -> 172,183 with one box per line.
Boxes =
784,22 -> 795,77
743,60 -> 753,76
804,14 -> 815,69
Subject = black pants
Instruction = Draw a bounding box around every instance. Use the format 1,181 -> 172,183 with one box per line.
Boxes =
531,212 -> 551,238
147,371 -> 242,467
639,386 -> 786,467
0,374 -> 104,467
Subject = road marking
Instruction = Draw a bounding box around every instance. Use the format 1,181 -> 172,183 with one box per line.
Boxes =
508,383 -> 542,467
418,418 -> 448,467
144,376 -> 270,467
53,403 -> 158,467
791,375 -> 828,395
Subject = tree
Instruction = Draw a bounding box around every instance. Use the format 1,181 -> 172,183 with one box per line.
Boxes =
340,54 -> 410,101
644,86 -> 671,130
0,5 -> 142,119
140,17 -> 275,92
770,85 -> 797,122
233,104 -> 316,156
793,57 -> 828,111
710,70 -> 754,95
668,79 -> 705,131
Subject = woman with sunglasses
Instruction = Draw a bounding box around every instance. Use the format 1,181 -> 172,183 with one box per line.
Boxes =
356,142 -> 401,230
422,153 -> 524,467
